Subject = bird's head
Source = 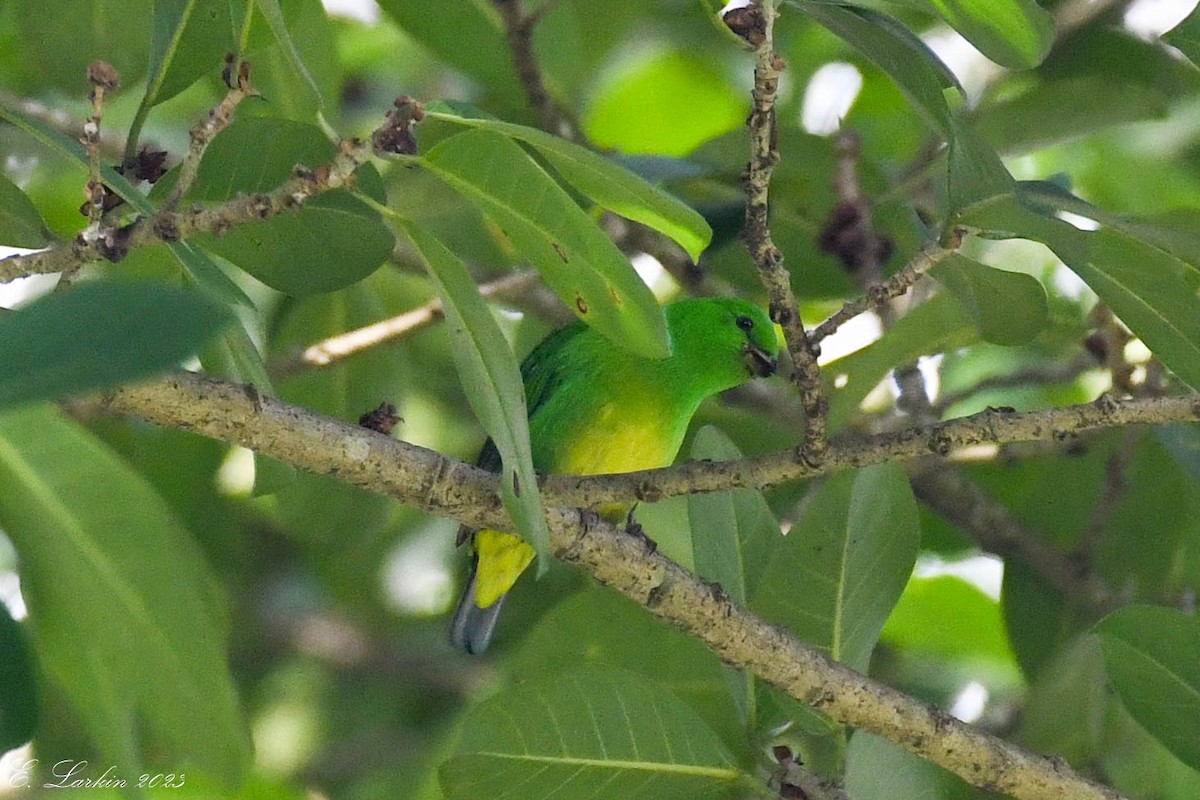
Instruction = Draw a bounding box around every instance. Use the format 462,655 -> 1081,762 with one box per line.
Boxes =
664,297 -> 779,392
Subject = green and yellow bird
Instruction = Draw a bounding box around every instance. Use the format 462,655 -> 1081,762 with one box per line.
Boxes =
450,296 -> 780,654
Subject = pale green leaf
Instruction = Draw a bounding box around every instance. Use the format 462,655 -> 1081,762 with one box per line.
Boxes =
751,464 -> 919,672
0,405 -> 250,783
441,666 -> 748,800
400,222 -> 550,569
932,254 -> 1047,345
426,108 -> 712,261
422,128 -> 669,358
1097,605 -> 1200,771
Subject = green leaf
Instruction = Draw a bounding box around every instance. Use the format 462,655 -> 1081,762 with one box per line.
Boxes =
253,0 -> 324,112
960,194 -> 1200,390
400,222 -> 550,570
1165,10 -> 1200,69
427,108 -> 713,261
0,280 -> 231,408
972,78 -> 1169,155
931,254 -> 1047,345
798,4 -> 958,135
881,0 -> 1054,69
0,172 -> 49,247
687,426 -> 781,728
751,464 -> 919,673
422,128 -> 669,358
0,100 -> 254,307
145,0 -> 243,104
510,587 -> 748,758
0,405 -> 249,783
0,600 -> 37,752
687,427 -> 779,607
199,191 -> 394,295
189,117 -> 393,295
441,666 -> 748,800
375,0 -> 524,109
796,4 -> 1012,211
1097,605 -> 1200,771
882,575 -> 1017,665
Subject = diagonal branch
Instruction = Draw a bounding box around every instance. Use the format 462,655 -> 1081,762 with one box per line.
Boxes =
97,369 -> 1130,800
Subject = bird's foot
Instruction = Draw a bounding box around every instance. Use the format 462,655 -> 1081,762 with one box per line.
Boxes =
624,506 -> 657,554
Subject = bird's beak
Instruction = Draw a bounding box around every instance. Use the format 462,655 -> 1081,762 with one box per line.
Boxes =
743,343 -> 778,378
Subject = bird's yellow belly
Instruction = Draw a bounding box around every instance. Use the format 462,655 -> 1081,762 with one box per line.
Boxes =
555,403 -> 679,477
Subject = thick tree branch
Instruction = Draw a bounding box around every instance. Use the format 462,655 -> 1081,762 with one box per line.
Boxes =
100,371 -> 1200,526
97,370 -> 1134,800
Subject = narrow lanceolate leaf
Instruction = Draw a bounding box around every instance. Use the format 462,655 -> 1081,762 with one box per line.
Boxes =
0,172 -> 49,247
0,100 -> 254,306
794,3 -> 1013,211
0,600 -> 37,752
751,464 -> 919,673
422,129 -> 670,358
881,0 -> 1054,69
931,254 -> 1047,346
400,222 -> 550,569
426,108 -> 712,261
797,3 -> 958,134
1097,605 -> 1200,771
441,666 -> 749,800
0,405 -> 250,784
253,0 -> 323,110
0,281 -> 231,409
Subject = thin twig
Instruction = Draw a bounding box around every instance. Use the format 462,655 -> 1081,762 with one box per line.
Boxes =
82,61 -> 119,228
810,238 -> 959,345
492,0 -> 575,138
271,269 -> 542,376
97,370 -> 1135,800
0,137 -> 377,283
161,56 -> 254,211
932,352 -> 1097,415
737,0 -> 827,458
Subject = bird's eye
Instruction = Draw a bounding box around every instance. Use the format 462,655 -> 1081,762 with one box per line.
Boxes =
736,315 -> 754,333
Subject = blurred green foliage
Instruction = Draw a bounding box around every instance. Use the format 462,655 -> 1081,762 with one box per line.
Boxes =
1,0 -> 1200,798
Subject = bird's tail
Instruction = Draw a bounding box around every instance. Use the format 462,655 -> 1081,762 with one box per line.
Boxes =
449,556 -> 507,655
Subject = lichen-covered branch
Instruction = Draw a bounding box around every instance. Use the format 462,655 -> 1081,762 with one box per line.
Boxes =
729,0 -> 827,457
98,370 -> 1132,800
